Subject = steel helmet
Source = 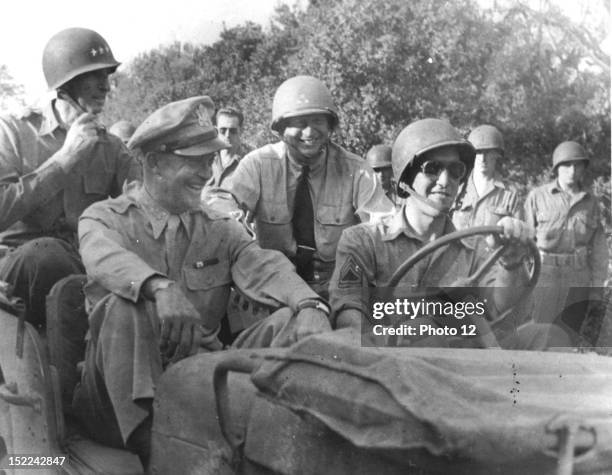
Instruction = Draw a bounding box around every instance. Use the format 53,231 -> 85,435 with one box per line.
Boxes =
366,144 -> 392,169
392,118 -> 475,196
271,76 -> 339,132
43,28 -> 120,90
468,124 -> 505,154
552,141 -> 589,168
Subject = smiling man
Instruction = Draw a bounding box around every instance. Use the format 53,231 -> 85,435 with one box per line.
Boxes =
330,118 -> 556,349
208,76 -> 393,298
73,96 -> 331,466
0,28 -> 138,326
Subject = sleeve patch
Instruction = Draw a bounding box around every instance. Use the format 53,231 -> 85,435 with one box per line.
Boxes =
338,255 -> 363,288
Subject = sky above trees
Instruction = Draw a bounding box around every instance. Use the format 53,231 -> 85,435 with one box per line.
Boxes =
1,0 -> 606,104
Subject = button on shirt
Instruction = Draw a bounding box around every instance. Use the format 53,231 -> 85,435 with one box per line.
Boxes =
211,141 -> 394,263
0,101 -> 139,246
524,181 -> 608,286
78,182 -> 319,331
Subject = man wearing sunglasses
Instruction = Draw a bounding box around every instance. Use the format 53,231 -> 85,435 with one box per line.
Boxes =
330,118 -> 557,349
204,107 -> 250,190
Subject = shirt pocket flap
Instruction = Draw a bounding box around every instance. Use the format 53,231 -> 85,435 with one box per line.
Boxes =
257,201 -> 291,224
316,203 -> 354,225
183,263 -> 231,290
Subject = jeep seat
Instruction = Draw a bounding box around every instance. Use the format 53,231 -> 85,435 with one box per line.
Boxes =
46,274 -> 143,475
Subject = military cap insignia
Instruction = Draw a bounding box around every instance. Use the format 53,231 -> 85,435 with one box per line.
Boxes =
338,255 -> 363,288
195,104 -> 213,128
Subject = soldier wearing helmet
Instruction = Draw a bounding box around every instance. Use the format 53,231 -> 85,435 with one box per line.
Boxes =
0,28 -> 139,326
365,144 -> 397,205
524,141 -> 608,337
207,75 -> 392,300
330,118 -> 562,349
452,125 -> 522,251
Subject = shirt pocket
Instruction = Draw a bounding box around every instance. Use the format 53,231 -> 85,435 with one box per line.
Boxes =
315,203 -> 355,260
572,211 -> 598,244
255,200 -> 292,252
535,210 -> 563,243
485,205 -> 512,225
257,200 -> 291,225
183,261 -> 232,290
316,203 -> 354,226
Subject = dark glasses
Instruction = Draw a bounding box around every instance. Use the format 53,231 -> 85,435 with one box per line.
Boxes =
419,160 -> 466,180
217,127 -> 238,135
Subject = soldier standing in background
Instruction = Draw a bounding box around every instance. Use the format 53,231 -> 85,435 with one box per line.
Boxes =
366,144 -> 397,206
524,141 -> 608,339
452,125 -> 522,252
0,28 -> 138,325
204,106 -> 250,189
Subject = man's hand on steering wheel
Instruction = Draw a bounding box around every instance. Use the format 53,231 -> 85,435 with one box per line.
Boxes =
486,217 -> 535,268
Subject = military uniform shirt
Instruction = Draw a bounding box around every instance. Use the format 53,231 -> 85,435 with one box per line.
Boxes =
213,141 -> 394,263
524,181 -> 608,286
79,182 -> 319,331
330,206 -> 529,332
0,101 -> 138,246
452,173 -> 522,230
205,144 -> 250,189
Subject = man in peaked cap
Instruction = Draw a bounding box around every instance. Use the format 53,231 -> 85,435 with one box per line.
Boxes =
73,96 -> 331,466
0,27 -> 139,326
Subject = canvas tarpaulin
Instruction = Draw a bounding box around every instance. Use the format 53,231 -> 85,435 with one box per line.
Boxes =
249,331 -> 612,466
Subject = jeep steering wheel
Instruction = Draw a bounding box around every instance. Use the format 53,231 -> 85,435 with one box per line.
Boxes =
388,225 -> 540,289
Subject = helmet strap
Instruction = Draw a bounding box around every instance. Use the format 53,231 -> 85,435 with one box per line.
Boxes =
398,181 -> 451,213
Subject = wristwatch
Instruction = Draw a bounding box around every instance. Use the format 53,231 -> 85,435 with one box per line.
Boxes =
297,299 -> 331,317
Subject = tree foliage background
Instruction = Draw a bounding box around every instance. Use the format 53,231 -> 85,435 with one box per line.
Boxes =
102,0 -> 610,218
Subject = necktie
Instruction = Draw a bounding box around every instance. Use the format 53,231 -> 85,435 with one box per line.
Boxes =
292,165 -> 315,281
165,215 -> 183,280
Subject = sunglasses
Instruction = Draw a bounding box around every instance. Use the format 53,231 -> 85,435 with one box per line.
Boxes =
419,160 -> 466,180
217,127 -> 239,135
